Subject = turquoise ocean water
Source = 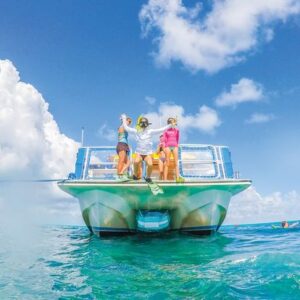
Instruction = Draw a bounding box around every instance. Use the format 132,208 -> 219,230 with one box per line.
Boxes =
1,224 -> 300,299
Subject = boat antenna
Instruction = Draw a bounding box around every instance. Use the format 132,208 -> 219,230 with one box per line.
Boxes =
81,126 -> 85,146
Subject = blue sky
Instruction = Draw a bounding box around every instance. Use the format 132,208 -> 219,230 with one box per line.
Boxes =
0,0 -> 300,204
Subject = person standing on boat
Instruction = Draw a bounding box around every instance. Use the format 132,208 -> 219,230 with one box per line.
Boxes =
116,116 -> 132,181
163,118 -> 184,182
121,114 -> 173,183
156,134 -> 166,180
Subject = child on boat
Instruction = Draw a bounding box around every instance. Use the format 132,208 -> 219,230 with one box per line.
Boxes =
156,135 -> 166,180
163,117 -> 184,182
116,116 -> 132,181
121,114 -> 173,183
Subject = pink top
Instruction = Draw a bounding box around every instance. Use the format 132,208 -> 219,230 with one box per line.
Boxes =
163,128 -> 179,147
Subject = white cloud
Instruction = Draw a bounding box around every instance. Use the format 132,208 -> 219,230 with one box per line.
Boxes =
97,123 -> 117,143
0,59 -> 78,179
215,78 -> 264,107
97,101 -> 221,143
144,102 -> 221,135
245,112 -> 275,124
108,101 -> 221,146
0,59 -> 81,225
145,95 -> 157,105
225,187 -> 300,224
139,0 -> 300,73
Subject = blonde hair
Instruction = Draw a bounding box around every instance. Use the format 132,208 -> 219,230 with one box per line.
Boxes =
167,117 -> 177,125
136,115 -> 143,132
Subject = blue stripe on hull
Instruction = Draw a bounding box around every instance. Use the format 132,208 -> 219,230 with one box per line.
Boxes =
92,226 -> 136,232
92,226 -> 136,236
181,225 -> 218,231
92,225 -> 219,236
180,225 -> 219,235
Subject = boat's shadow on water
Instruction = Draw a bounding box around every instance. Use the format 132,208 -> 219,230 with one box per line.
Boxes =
58,226 -> 237,270
77,230 -> 236,266
65,224 -> 300,266
57,228 -> 239,298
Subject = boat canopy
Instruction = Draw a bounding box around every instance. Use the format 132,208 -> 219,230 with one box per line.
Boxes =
69,144 -> 234,181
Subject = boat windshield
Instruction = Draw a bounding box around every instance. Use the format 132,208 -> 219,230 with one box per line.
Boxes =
80,145 -> 231,180
179,146 -> 218,178
87,149 -> 117,179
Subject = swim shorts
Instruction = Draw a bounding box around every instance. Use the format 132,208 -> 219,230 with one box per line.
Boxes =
116,142 -> 130,154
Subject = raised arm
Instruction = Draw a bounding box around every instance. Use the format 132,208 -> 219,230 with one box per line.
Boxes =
149,124 -> 171,135
290,222 -> 299,228
121,114 -> 137,133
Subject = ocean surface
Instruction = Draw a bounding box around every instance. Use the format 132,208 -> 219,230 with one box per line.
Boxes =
1,224 -> 300,299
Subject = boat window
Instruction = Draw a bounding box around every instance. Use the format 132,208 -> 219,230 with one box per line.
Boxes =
181,150 -> 214,161
87,149 -> 118,179
180,162 -> 217,177
179,146 -> 219,178
221,147 -> 234,178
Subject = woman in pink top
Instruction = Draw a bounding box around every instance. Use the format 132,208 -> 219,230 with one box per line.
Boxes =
163,118 -> 183,182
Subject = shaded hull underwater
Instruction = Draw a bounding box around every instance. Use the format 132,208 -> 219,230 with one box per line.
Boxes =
58,180 -> 251,236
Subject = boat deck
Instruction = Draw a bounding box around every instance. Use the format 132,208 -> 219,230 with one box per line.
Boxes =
59,179 -> 251,186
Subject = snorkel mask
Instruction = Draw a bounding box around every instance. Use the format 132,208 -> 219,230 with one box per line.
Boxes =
139,117 -> 150,128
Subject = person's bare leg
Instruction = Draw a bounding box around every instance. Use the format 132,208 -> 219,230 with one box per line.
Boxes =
173,147 -> 179,179
158,159 -> 164,180
117,150 -> 126,174
134,154 -> 142,178
145,155 -> 153,178
138,164 -> 143,178
121,154 -> 130,174
163,148 -> 171,180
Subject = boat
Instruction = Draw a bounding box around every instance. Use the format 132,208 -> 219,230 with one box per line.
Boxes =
58,144 -> 251,236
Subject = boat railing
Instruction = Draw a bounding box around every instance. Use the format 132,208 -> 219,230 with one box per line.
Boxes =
72,144 -> 235,181
234,171 -> 240,179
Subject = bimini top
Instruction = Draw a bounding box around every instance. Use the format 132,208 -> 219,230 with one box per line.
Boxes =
68,144 -> 238,181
